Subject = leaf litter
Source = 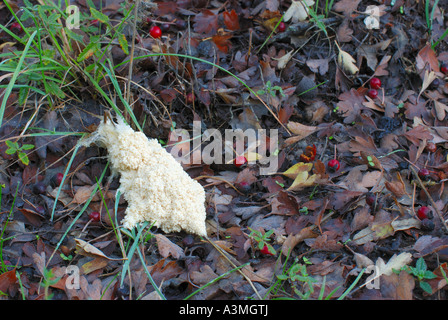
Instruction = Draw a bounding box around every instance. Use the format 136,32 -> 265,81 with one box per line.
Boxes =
1,0 -> 448,301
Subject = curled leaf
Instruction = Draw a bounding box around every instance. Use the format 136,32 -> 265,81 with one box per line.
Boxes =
336,42 -> 359,74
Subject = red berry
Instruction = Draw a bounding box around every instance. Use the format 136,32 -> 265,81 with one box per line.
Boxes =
327,159 -> 340,172
89,211 -> 101,222
370,77 -> 382,90
52,172 -> 64,187
418,168 -> 430,180
417,206 -> 433,220
367,89 -> 378,99
441,63 -> 448,75
10,22 -> 22,33
260,244 -> 274,256
234,156 -> 247,167
149,26 -> 162,38
278,22 -> 286,32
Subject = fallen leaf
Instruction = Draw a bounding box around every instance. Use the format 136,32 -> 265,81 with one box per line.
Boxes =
212,34 -> 233,53
0,269 -> 17,295
434,100 -> 448,121
306,58 -> 329,75
404,125 -> 433,146
416,43 -> 440,73
73,185 -> 97,204
333,0 -> 361,16
155,234 -> 185,259
282,226 -> 318,255
287,171 -> 318,191
286,121 -> 318,142
377,252 -> 413,277
419,70 -> 437,97
336,42 -> 359,74
75,239 -> 123,261
223,9 -> 240,31
193,9 -> 219,35
282,162 -> 314,179
190,265 -> 218,285
283,0 -> 315,23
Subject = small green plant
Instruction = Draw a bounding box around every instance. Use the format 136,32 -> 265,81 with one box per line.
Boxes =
248,227 -> 276,256
41,267 -> 61,300
402,257 -> 437,294
277,258 -> 318,300
257,80 -> 285,99
5,140 -> 34,165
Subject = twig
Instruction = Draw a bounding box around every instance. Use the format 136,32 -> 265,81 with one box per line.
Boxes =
409,166 -> 448,233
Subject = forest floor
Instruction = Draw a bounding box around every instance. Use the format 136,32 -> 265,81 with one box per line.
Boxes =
1,0 -> 448,300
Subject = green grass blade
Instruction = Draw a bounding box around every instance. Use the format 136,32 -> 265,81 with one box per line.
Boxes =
0,30 -> 37,128
337,268 -> 365,300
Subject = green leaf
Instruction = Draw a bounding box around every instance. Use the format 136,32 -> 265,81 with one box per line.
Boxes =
90,8 -> 109,23
18,152 -> 30,165
416,257 -> 427,272
419,281 -> 433,294
423,270 -> 437,280
5,140 -> 18,151
65,28 -> 85,43
21,144 -> 34,150
77,42 -> 100,62
118,33 -> 129,55
45,81 -> 65,99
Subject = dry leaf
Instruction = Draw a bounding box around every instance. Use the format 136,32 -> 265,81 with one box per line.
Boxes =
223,9 -> 240,31
336,42 -> 359,74
155,234 -> 185,259
419,70 -> 437,97
283,0 -> 315,23
75,239 -> 123,261
377,252 -> 413,277
434,100 -> 448,121
276,49 -> 297,70
73,185 -> 97,204
282,162 -> 314,179
333,0 -> 361,16
285,121 -> 318,143
287,171 -> 318,191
